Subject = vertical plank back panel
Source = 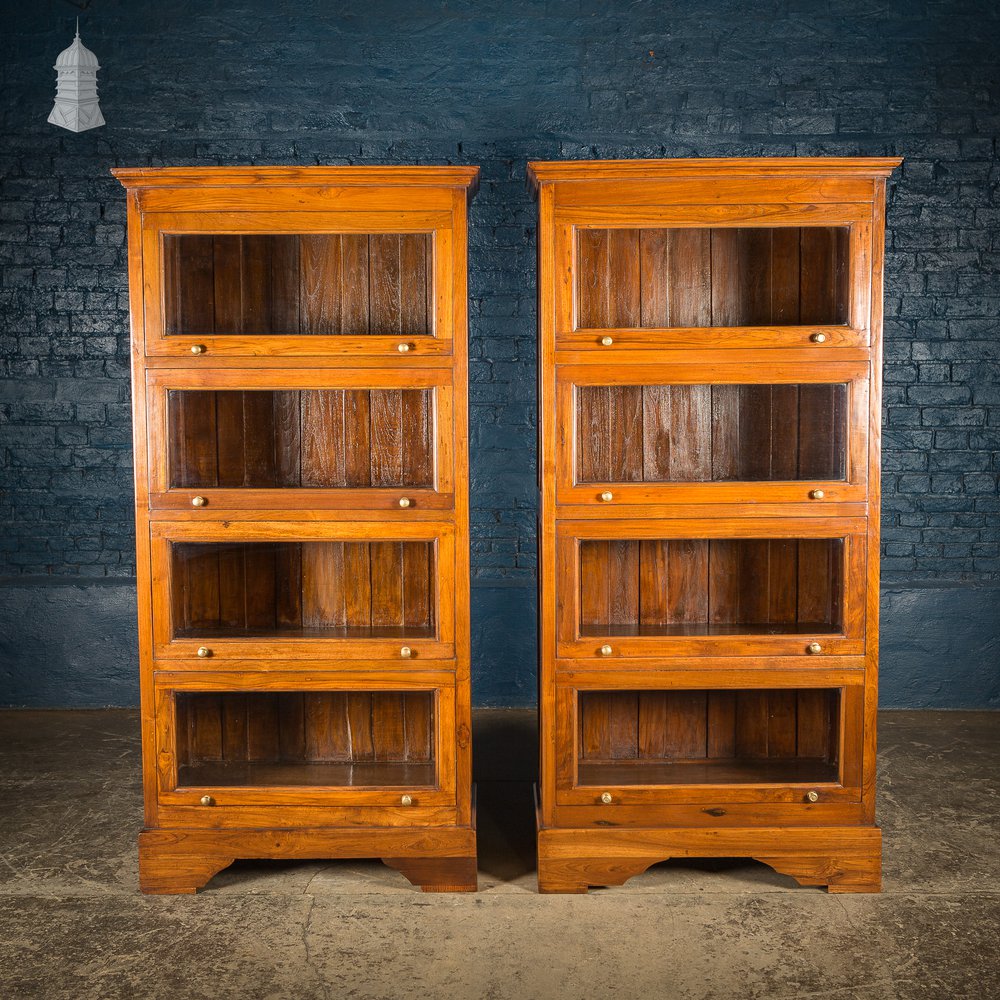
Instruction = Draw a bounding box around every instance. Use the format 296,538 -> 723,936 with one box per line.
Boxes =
666,228 -> 712,327
212,236 -> 244,334
370,390 -> 404,486
706,692 -> 737,758
638,230 -> 668,326
273,391 -> 302,487
370,542 -> 405,627
347,693 -> 375,761
165,235 -> 215,335
576,386 -> 610,482
609,386 -> 644,482
300,541 -> 346,628
372,692 -> 407,760
766,691 -> 798,758
300,390 -> 346,486
734,692 -> 769,759
369,234 -> 403,335
246,694 -> 281,762
576,229 -> 609,328
300,235 -> 344,334
222,694 -> 249,761
607,691 -> 639,760
344,390 -> 373,487
403,691 -> 433,762
268,235 -> 301,333
343,542 -> 373,630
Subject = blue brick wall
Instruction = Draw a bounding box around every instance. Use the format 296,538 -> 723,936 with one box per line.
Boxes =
1,1 -> 998,706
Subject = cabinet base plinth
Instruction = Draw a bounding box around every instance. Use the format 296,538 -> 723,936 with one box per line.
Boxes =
138,825 -> 478,895
536,791 -> 881,894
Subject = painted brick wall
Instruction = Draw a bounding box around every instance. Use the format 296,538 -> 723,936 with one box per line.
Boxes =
1,1 -> 998,706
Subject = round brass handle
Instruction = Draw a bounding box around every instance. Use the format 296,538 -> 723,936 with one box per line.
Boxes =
397,343 -> 411,353
400,794 -> 413,806
191,495 -> 207,508
810,333 -> 827,344
807,642 -> 822,655
398,497 -> 412,508
809,489 -> 825,500
600,792 -> 613,805
600,336 -> 613,346
805,790 -> 820,803
400,646 -> 412,659
196,647 -> 211,658
200,795 -> 215,807
599,644 -> 613,657
190,344 -> 206,355
599,491 -> 614,502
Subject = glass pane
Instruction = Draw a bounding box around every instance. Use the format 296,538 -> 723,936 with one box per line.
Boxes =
163,234 -> 432,336
170,541 -> 435,640
576,688 -> 839,785
578,538 -> 843,636
576,384 -> 847,483
575,227 -> 849,328
167,389 -> 434,489
175,691 -> 435,787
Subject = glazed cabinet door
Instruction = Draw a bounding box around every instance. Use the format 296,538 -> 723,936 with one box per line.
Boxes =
554,670 -> 864,809
140,210 -> 455,359
554,204 -> 872,352
154,671 -> 457,813
150,520 -> 455,661
146,368 -> 454,512
557,361 -> 869,508
556,517 -> 866,658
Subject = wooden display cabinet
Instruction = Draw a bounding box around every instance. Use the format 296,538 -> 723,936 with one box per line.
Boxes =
529,157 -> 900,893
115,166 -> 479,894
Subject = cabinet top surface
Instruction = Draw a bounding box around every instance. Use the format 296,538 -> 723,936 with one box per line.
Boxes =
112,164 -> 480,194
527,156 -> 902,192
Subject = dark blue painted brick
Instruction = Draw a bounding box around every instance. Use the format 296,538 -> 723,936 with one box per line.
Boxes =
0,0 -> 997,594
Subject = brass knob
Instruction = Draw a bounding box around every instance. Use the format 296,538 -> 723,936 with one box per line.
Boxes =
191,495 -> 207,508
397,343 -> 411,353
600,792 -> 613,805
400,794 -> 413,806
599,644 -> 613,657
599,490 -> 614,502
805,790 -> 820,803
809,489 -> 825,500
807,642 -> 822,655
400,646 -> 412,658
398,497 -> 411,508
200,795 -> 215,807
810,333 -> 827,344
600,336 -> 613,346
190,344 -> 205,355
196,647 -> 211,658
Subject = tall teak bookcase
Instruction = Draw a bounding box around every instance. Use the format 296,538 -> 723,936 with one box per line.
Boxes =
115,166 -> 480,894
529,157 -> 900,893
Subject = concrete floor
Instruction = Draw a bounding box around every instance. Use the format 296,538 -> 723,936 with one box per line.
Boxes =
0,710 -> 997,999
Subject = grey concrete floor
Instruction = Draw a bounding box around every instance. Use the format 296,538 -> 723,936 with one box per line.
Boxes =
0,709 -> 998,999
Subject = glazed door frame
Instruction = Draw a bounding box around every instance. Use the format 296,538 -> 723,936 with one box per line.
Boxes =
150,519 -> 456,661
552,667 -> 865,808
555,516 -> 867,659
556,361 -> 870,507
139,209 -> 455,359
146,367 -> 455,512
553,202 -> 873,351
153,669 -> 458,810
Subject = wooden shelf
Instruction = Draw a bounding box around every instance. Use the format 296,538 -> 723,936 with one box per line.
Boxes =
174,624 -> 437,641
579,622 -> 840,638
577,758 -> 839,788
179,760 -> 437,789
